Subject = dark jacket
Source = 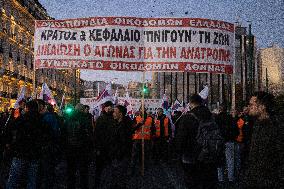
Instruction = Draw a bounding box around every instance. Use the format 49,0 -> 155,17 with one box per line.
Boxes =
42,112 -> 61,140
1,112 -> 14,146
109,116 -> 134,160
8,112 -> 44,160
215,111 -> 239,142
242,117 -> 284,188
172,111 -> 182,138
62,111 -> 93,154
94,111 -> 115,157
41,112 -> 62,158
175,105 -> 212,163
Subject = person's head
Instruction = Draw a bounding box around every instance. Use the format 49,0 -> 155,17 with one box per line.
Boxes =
135,111 -> 141,117
113,105 -> 127,121
248,91 -> 275,120
46,103 -> 54,113
36,99 -> 47,114
188,94 -> 203,109
241,106 -> 249,116
103,101 -> 114,114
25,100 -> 39,113
83,105 -> 90,113
157,108 -> 164,117
9,108 -> 15,114
75,103 -> 85,112
18,99 -> 26,109
219,103 -> 227,113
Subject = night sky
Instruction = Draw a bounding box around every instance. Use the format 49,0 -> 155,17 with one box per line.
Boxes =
38,0 -> 284,83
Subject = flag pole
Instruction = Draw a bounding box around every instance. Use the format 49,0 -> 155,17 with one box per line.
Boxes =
231,25 -> 236,113
59,92 -> 65,110
2,113 -> 12,134
33,21 -> 36,99
3,86 -> 25,133
33,64 -> 36,98
141,71 -> 145,176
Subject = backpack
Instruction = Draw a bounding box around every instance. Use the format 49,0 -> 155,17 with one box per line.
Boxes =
190,113 -> 225,164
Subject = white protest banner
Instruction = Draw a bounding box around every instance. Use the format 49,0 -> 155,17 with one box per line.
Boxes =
117,98 -> 162,112
80,97 -> 98,108
34,17 -> 235,74
80,97 -> 162,113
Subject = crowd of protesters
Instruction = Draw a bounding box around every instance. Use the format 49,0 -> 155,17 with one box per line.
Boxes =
0,91 -> 283,189
175,92 -> 283,188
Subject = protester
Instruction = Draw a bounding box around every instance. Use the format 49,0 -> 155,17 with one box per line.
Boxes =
170,110 -> 182,161
241,91 -> 284,188
102,105 -> 134,188
130,108 -> 155,175
84,104 -> 95,129
37,100 -> 62,189
94,101 -> 115,188
0,108 -> 16,188
62,103 -> 93,189
6,100 -> 44,189
176,94 -> 222,189
215,103 -> 239,185
234,106 -> 253,173
172,110 -> 182,138
153,108 -> 171,163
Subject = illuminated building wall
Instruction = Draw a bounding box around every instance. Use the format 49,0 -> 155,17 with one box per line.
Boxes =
260,44 -> 284,94
0,0 -> 80,110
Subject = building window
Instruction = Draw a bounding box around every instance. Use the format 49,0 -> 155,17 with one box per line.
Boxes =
18,31 -> 23,44
0,39 -> 3,53
22,34 -> 25,46
9,46 -> 12,58
2,18 -> 7,33
16,50 -> 20,62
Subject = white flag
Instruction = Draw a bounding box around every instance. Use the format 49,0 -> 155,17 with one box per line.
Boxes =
113,87 -> 119,105
124,89 -> 133,115
95,83 -> 113,106
171,99 -> 182,111
39,83 -> 57,106
199,85 -> 209,99
59,93 -> 65,110
14,86 -> 26,109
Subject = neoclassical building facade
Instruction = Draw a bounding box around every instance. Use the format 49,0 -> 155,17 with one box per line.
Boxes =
0,0 -> 81,110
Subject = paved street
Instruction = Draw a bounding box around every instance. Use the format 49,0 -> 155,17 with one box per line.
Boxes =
0,159 -> 188,189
